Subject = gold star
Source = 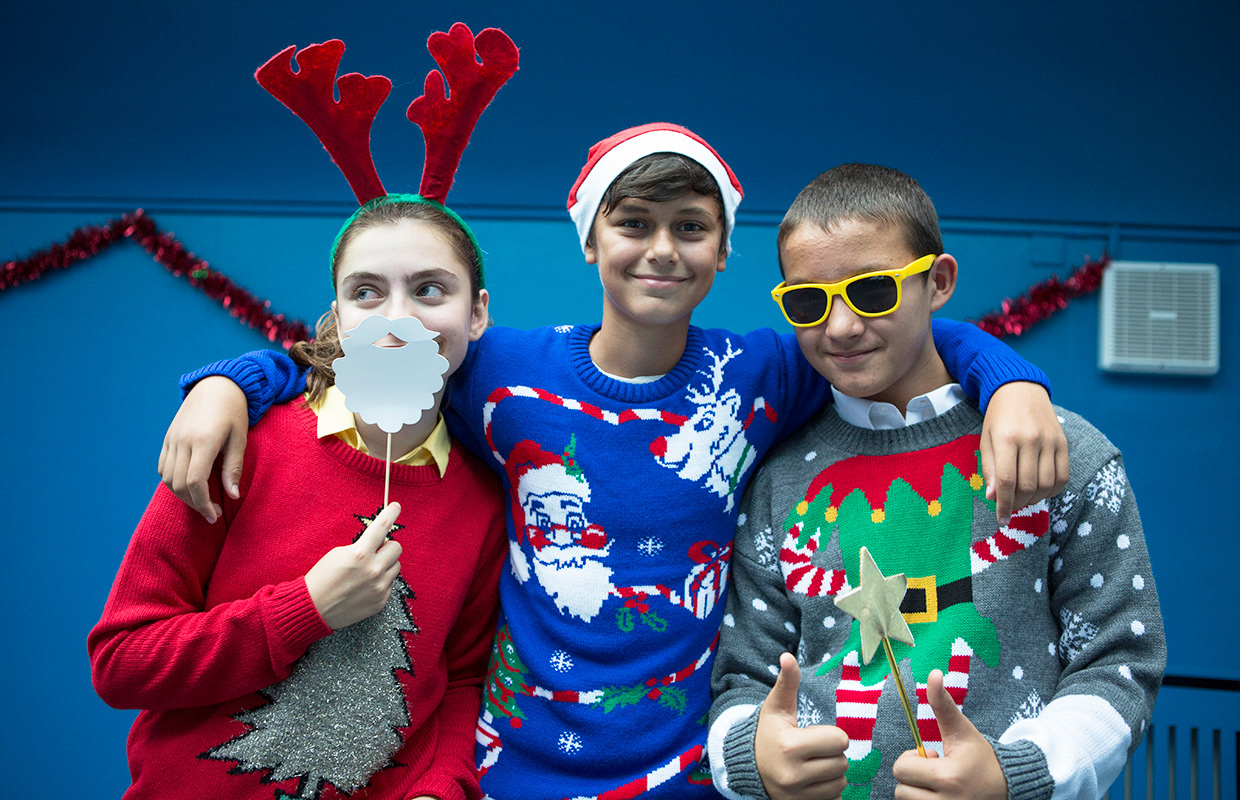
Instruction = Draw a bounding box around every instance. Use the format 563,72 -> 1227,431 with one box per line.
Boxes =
833,546 -> 915,664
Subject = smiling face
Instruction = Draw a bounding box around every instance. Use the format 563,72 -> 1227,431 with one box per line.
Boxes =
779,217 -> 956,412
332,219 -> 489,379
584,192 -> 727,330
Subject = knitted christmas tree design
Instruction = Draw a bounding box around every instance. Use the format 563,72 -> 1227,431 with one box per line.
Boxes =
205,507 -> 418,799
483,624 -> 529,728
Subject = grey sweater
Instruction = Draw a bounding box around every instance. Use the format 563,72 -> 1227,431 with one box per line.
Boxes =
709,402 -> 1164,800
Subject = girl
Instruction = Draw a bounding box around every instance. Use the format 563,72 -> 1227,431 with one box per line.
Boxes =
88,197 -> 506,800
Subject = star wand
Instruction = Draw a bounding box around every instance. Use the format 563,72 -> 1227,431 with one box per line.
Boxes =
832,546 -> 926,757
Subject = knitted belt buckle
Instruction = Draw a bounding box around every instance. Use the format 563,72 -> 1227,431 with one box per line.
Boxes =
900,574 -> 939,624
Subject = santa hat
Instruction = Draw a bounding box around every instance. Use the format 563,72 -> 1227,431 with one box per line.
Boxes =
566,122 -> 744,255
506,439 -> 590,529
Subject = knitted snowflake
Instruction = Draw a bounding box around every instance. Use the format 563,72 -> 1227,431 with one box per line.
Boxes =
796,693 -> 824,728
752,526 -> 779,573
1010,689 -> 1045,726
1057,607 -> 1099,662
1084,459 -> 1127,515
1048,489 -> 1078,535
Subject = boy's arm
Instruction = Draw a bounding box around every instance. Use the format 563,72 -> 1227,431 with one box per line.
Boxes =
990,452 -> 1163,800
932,318 -> 1069,524
159,349 -> 309,521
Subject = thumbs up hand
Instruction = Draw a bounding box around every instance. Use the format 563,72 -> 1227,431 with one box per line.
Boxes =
891,670 -> 1007,799
754,652 -> 849,800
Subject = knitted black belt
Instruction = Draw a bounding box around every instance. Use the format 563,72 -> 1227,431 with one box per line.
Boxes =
899,575 -> 972,623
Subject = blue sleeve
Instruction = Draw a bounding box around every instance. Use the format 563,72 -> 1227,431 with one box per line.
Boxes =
179,350 -> 309,426
443,337 -> 492,463
932,318 -> 1050,411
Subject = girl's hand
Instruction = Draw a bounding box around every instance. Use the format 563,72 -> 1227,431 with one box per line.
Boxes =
305,502 -> 404,630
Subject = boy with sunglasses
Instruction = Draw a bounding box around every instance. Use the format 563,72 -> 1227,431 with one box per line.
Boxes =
709,163 -> 1164,800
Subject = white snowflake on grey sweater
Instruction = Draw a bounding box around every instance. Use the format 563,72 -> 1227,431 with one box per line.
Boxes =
1048,489 -> 1078,535
1085,459 -> 1127,515
752,526 -> 779,573
1010,690 -> 1045,726
1058,607 -> 1099,662
797,693 -> 824,727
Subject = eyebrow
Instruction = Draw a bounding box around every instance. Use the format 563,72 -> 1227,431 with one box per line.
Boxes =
339,267 -> 462,286
612,199 -> 717,218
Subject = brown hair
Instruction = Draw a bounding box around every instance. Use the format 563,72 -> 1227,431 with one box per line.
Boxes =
291,199 -> 482,405
592,152 -> 727,252
777,163 -> 943,277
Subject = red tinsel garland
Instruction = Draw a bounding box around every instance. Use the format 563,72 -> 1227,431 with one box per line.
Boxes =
1,210 -> 309,349
3,211 -> 1111,344
971,255 -> 1111,338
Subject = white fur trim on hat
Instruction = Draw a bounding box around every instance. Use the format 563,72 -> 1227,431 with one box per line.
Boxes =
568,128 -> 743,255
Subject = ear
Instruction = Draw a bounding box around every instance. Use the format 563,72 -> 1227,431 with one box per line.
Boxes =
583,236 -> 599,265
715,245 -> 727,274
469,288 -> 491,341
928,254 -> 958,313
331,299 -> 339,317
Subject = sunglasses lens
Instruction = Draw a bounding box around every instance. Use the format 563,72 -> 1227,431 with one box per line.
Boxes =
845,275 -> 899,314
782,287 -> 829,325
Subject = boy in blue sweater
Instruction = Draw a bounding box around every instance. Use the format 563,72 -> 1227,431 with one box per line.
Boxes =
157,123 -> 1067,798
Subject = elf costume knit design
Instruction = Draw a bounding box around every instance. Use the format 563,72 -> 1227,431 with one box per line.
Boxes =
89,401 -> 507,800
710,403 -> 1164,800
186,320 -> 1047,799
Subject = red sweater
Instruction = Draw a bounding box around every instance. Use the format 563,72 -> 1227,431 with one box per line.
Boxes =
88,401 -> 507,800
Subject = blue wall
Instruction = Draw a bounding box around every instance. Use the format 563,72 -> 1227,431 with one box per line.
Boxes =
4,2 -> 1237,796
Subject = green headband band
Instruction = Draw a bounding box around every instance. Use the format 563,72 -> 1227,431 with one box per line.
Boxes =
330,193 -> 486,289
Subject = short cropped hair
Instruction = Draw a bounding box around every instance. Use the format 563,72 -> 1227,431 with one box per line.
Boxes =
592,152 -> 727,252
777,163 -> 943,272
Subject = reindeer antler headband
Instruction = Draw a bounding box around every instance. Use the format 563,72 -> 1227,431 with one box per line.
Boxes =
255,23 -> 519,287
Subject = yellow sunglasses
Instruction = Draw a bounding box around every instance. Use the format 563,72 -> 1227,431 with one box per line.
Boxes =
771,254 -> 936,327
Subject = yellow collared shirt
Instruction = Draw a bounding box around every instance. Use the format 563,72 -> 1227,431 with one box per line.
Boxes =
308,386 -> 451,476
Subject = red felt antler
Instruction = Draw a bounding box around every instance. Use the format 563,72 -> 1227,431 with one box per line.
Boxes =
256,40 -> 392,205
406,23 -> 519,203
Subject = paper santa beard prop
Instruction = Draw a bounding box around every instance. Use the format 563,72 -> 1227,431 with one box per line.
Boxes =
332,315 -> 450,433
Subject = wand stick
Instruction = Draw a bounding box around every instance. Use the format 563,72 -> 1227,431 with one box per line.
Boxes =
881,637 -> 926,757
833,546 -> 927,757
384,432 -> 392,508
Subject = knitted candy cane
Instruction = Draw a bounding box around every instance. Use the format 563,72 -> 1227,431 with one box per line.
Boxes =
781,520 -> 850,599
483,385 -> 687,464
970,499 -> 1050,573
560,745 -> 706,800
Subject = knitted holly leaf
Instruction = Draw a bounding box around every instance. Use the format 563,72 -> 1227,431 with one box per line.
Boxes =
656,685 -> 687,714
595,683 -> 651,713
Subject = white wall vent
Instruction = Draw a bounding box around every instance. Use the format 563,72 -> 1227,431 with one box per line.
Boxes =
1098,260 -> 1219,375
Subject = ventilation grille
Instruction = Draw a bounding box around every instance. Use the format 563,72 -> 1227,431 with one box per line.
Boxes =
1099,261 -> 1219,375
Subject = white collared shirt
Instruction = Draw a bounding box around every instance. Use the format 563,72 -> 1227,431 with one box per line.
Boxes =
830,383 -> 967,430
